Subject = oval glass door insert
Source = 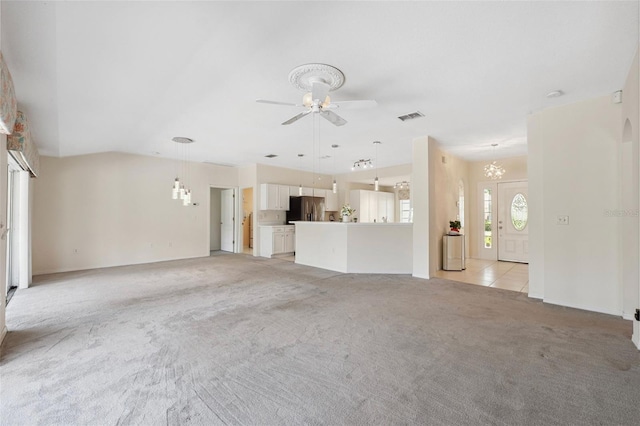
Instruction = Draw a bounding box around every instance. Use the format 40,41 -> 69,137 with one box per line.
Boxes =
511,193 -> 528,231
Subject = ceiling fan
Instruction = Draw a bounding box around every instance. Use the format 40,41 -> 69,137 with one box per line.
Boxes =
256,63 -> 377,127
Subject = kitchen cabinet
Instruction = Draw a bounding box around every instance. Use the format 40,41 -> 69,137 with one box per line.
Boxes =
350,190 -> 395,223
259,225 -> 295,257
325,190 -> 339,211
260,184 -> 290,211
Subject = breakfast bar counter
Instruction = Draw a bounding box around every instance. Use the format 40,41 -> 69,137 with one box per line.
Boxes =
291,221 -> 412,274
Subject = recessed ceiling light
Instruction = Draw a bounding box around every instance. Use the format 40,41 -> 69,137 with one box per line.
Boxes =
331,144 -> 339,148
546,90 -> 564,98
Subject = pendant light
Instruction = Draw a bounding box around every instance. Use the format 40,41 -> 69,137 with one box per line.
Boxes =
171,136 -> 195,206
172,178 -> 180,199
331,144 -> 339,194
298,153 -> 304,195
373,141 -> 381,191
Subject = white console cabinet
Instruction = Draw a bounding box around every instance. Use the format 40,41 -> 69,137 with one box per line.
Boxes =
259,225 -> 295,257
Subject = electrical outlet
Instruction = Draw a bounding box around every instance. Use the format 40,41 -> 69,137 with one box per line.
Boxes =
556,215 -> 569,225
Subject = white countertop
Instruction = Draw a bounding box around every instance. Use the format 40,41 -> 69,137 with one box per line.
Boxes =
289,221 -> 411,226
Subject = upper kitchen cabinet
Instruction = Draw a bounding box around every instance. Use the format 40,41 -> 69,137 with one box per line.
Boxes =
350,189 -> 395,222
260,184 -> 290,211
325,191 -> 339,211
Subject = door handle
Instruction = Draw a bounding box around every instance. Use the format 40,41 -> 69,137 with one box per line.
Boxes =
498,226 -> 503,229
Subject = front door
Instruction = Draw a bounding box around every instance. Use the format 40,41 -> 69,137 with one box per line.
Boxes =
220,189 -> 235,252
498,181 -> 529,263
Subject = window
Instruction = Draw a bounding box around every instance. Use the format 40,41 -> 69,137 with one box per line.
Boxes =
511,193 -> 528,231
399,199 -> 412,223
483,189 -> 492,248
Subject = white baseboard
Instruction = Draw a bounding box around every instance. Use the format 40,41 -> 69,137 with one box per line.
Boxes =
622,312 -> 635,321
33,254 -> 210,276
527,292 -> 544,300
544,297 -> 620,317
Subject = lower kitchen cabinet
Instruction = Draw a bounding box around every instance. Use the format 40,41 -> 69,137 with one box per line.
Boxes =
259,225 -> 295,257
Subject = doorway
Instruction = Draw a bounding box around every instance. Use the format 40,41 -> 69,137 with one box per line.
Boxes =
497,181 -> 529,263
209,187 -> 236,254
476,180 -> 529,263
241,188 -> 254,255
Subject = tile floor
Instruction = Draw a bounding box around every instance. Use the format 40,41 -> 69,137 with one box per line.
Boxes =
435,258 -> 529,293
239,251 -> 528,294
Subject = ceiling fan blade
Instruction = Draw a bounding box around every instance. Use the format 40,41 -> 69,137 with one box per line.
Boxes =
311,81 -> 330,103
282,109 -> 312,125
330,100 -> 378,110
256,99 -> 299,107
320,110 -> 347,126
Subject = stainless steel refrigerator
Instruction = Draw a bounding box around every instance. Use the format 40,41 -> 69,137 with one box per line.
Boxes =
286,196 -> 325,222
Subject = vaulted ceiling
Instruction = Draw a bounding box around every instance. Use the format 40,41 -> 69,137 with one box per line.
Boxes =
2,1 -> 638,174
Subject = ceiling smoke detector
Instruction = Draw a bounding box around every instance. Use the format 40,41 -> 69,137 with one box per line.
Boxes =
397,111 -> 425,122
172,137 -> 194,144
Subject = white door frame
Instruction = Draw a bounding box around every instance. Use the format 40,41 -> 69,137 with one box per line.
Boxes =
6,155 -> 30,291
476,179 -> 529,262
211,186 -> 241,254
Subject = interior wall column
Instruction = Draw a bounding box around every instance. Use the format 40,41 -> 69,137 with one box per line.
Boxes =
411,136 -> 431,279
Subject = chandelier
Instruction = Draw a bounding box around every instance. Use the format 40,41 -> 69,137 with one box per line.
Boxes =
394,181 -> 410,189
351,159 -> 372,170
483,144 -> 506,180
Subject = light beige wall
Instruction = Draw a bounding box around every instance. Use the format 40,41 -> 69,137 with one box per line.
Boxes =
620,46 -> 639,346
338,163 -> 412,211
528,95 -> 621,315
32,152 -> 238,274
467,156 -> 528,258
429,143 -> 470,272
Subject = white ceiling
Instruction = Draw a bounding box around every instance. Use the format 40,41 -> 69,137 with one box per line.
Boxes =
2,1 -> 638,175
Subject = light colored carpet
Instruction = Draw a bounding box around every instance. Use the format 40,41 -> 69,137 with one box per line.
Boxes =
1,252 -> 639,425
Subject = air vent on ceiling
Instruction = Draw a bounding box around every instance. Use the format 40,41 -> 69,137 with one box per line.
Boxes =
398,111 -> 425,122
265,154 -> 278,158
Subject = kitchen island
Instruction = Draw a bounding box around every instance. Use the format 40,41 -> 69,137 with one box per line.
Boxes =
292,221 -> 412,274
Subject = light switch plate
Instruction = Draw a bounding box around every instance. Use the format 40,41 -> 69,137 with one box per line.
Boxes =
557,215 -> 569,225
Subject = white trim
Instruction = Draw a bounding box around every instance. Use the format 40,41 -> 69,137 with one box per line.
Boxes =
527,292 -> 544,300
622,312 -> 635,321
544,297 -> 622,317
0,326 -> 7,346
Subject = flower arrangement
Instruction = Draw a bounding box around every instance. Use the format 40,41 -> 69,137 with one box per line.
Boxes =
341,204 -> 356,217
449,220 -> 461,232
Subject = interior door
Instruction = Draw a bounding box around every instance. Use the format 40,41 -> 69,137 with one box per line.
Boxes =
498,181 -> 529,263
220,189 -> 235,252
